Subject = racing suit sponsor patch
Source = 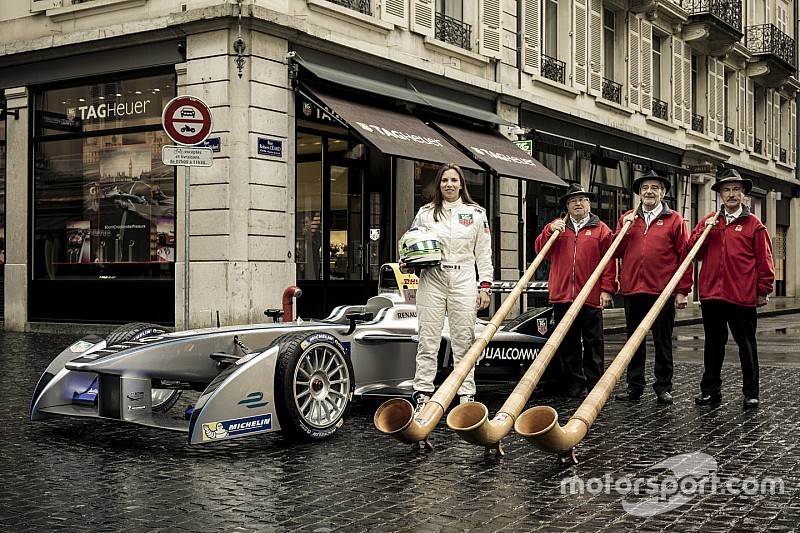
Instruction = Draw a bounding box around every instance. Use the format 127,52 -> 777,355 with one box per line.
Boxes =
440,263 -> 462,271
202,414 -> 272,441
459,213 -> 473,226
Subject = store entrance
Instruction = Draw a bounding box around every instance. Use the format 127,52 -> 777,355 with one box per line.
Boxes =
295,130 -> 390,319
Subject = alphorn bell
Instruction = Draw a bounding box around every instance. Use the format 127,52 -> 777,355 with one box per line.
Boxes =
514,209 -> 722,464
374,215 -> 567,449
446,211 -> 636,456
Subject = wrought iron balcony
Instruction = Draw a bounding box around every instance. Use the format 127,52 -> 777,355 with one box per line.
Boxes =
435,12 -> 472,51
653,98 -> 668,120
602,78 -> 622,104
724,126 -> 735,144
684,0 -> 742,33
324,0 -> 372,16
541,54 -> 566,84
780,148 -> 787,163
747,24 -> 796,69
692,113 -> 705,133
754,138 -> 763,154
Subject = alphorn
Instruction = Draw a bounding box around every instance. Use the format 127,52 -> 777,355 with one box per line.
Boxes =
514,209 -> 722,464
373,215 -> 567,449
446,212 -> 636,455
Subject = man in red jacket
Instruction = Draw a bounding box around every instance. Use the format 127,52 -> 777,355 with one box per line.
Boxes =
535,183 -> 617,398
613,170 -> 692,405
691,170 -> 774,409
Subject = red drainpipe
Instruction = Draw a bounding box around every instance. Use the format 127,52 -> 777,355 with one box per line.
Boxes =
282,286 -> 303,322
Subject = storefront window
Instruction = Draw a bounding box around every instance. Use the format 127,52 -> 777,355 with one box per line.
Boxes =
0,104 -> 5,319
296,132 -> 323,281
32,74 -> 175,282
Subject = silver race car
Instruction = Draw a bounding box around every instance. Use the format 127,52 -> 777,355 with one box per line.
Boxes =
30,266 -> 554,445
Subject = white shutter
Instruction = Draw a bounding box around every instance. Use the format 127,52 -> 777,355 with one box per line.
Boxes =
382,0 -> 409,27
574,0 -> 588,91
707,57 -> 718,136
765,89 -> 773,158
522,0 -> 541,75
715,61 -> 725,138
479,0 -> 502,59
746,77 -> 755,150
682,41 -> 692,129
672,36 -> 684,126
773,90 -> 781,160
737,71 -> 746,147
641,19 -> 653,115
588,0 -> 603,95
791,99 -> 796,166
628,15 -> 641,109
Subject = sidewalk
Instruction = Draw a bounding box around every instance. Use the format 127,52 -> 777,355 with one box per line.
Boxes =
602,294 -> 800,334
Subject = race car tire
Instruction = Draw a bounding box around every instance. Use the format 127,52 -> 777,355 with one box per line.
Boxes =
105,322 -> 181,413
270,331 -> 354,441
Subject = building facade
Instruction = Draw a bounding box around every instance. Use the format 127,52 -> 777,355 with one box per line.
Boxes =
0,0 -> 798,330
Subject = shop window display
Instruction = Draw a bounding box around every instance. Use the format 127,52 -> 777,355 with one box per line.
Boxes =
32,74 -> 176,282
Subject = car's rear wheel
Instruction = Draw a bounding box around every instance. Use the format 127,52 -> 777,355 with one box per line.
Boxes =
105,322 -> 181,413
270,332 -> 354,440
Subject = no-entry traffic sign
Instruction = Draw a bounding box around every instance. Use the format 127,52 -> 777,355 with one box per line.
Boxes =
162,96 -> 212,146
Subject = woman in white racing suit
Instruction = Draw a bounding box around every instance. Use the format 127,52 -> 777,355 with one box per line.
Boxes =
401,163 -> 494,411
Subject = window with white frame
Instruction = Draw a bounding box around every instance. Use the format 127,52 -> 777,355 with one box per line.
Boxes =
601,8 -> 623,104
435,0 -> 471,51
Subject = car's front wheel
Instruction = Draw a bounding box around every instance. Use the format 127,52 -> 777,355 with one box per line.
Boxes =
270,332 -> 354,440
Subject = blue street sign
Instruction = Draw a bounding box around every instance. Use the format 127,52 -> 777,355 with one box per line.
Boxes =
258,137 -> 283,158
199,137 -> 221,152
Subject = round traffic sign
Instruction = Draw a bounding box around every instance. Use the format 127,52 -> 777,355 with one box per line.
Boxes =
162,95 -> 213,146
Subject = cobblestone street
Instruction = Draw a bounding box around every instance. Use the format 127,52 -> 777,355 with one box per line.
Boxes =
2,320 -> 798,532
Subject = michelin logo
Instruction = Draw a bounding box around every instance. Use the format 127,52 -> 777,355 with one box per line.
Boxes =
202,414 -> 272,441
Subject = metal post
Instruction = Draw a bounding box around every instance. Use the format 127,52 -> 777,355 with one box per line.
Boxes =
184,165 -> 190,330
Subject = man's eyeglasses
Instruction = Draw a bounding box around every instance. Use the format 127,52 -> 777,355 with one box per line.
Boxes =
639,185 -> 663,192
567,197 -> 590,205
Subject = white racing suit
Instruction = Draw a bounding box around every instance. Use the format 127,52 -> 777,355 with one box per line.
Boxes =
410,198 -> 493,396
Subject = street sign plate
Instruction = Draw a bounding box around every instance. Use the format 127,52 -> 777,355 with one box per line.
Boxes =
162,146 -> 214,167
162,95 -> 213,146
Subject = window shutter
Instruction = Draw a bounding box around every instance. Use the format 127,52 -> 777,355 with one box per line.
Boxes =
588,0 -> 603,95
382,0 -> 409,27
746,78 -> 755,150
628,15 -> 640,109
715,60 -> 725,138
640,19 -> 652,115
682,41 -> 692,129
707,57 -> 718,136
791,100 -> 796,166
479,0 -> 502,59
737,71 -> 747,147
672,36 -> 684,126
574,0 -> 588,91
772,90 -> 781,160
522,0 -> 541,75
765,89 -> 773,158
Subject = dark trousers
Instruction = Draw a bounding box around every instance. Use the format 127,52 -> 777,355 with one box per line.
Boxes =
700,300 -> 759,398
552,303 -> 605,390
623,294 -> 675,395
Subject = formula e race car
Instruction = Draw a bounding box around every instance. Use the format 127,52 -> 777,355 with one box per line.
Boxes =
30,268 -> 555,445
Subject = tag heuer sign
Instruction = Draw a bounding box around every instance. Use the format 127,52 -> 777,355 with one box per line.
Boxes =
369,229 -> 380,241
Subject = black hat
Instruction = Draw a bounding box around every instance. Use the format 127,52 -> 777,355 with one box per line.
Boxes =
632,170 -> 672,194
558,183 -> 596,207
711,169 -> 753,194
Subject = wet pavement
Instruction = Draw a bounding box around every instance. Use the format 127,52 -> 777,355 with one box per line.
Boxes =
2,308 -> 799,532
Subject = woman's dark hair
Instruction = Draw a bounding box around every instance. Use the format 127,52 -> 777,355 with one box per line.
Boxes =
431,163 -> 478,221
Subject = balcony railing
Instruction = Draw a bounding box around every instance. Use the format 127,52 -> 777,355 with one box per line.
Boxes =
602,78 -> 622,104
754,138 -> 763,154
724,126 -> 735,144
324,0 -> 372,15
684,0 -> 742,33
692,113 -> 705,133
541,54 -> 566,84
747,24 -> 796,68
435,12 -> 472,51
653,98 -> 668,120
780,148 -> 787,163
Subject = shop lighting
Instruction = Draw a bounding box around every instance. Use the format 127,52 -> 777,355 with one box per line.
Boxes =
233,0 -> 247,79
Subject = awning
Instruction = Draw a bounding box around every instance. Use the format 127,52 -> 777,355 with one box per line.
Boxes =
291,54 -> 514,126
308,86 -> 480,171
534,130 -> 598,154
600,146 -> 689,176
432,121 -> 568,186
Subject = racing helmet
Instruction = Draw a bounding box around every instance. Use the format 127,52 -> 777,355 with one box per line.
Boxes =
399,227 -> 442,268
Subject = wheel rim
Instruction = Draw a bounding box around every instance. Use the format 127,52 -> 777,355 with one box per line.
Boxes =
293,342 -> 351,428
